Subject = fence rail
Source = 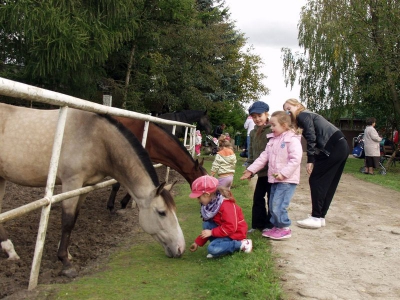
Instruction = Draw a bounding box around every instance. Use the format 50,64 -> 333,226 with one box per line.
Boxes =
0,77 -> 195,290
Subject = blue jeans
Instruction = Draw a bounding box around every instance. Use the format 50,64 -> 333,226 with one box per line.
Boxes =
203,220 -> 241,257
269,183 -> 297,228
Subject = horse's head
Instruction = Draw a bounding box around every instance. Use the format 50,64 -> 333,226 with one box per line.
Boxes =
138,182 -> 185,258
198,111 -> 212,134
189,158 -> 208,184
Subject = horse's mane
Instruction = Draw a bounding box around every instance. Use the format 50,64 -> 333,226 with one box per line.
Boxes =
99,114 -> 176,211
100,114 -> 159,185
154,123 -> 195,160
159,110 -> 205,123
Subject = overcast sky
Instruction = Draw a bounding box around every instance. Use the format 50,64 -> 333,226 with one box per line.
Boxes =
224,0 -> 307,113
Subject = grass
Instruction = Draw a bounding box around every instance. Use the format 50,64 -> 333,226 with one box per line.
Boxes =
34,154 -> 284,300
344,156 -> 400,192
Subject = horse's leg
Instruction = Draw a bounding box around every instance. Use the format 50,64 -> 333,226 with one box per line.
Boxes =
0,177 -> 5,213
0,178 -> 20,260
120,193 -> 132,209
107,182 -> 121,212
58,192 -> 87,278
0,225 -> 20,260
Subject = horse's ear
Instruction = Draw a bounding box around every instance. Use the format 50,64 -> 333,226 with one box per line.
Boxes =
164,181 -> 177,192
195,158 -> 204,167
156,182 -> 166,195
204,109 -> 208,115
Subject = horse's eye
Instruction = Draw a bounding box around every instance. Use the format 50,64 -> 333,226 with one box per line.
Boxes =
157,210 -> 166,217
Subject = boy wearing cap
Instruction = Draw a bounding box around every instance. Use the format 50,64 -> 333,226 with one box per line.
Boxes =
189,175 -> 252,258
246,101 -> 273,233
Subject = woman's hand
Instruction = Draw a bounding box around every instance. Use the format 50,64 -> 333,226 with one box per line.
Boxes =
306,163 -> 314,175
201,229 -> 212,239
240,170 -> 252,180
189,243 -> 198,252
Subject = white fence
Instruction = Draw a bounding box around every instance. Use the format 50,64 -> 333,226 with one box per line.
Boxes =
0,77 -> 196,290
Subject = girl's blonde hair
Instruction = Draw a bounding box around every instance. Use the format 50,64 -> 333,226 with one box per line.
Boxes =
218,135 -> 233,150
271,111 -> 292,131
217,186 -> 235,201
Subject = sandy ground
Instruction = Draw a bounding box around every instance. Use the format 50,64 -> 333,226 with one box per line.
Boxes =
258,158 -> 400,300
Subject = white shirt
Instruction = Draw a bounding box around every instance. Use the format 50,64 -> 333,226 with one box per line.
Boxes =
244,117 -> 255,136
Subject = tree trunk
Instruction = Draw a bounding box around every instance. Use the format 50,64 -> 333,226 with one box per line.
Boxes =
122,43 -> 136,109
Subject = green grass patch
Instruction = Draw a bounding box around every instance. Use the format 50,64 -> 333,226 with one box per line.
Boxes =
344,157 -> 400,192
35,155 -> 284,300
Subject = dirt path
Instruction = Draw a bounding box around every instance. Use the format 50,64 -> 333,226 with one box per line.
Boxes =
263,159 -> 400,300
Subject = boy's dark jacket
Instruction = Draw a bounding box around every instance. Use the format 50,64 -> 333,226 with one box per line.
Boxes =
194,199 -> 248,246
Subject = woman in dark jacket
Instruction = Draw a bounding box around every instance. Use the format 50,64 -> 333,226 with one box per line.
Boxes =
283,98 -> 349,229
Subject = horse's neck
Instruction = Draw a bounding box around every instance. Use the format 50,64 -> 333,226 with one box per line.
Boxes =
105,125 -> 157,202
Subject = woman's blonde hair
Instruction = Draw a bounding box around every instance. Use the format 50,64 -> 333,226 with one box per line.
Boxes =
283,98 -> 306,134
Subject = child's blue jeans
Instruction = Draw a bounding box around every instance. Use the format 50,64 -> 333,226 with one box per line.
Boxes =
203,220 -> 241,257
269,183 -> 297,228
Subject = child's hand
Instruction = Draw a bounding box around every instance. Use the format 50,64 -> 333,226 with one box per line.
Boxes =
240,170 -> 252,180
201,229 -> 212,239
189,243 -> 198,252
273,173 -> 284,180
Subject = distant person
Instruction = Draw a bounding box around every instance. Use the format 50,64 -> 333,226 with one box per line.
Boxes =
283,98 -> 349,229
195,130 -> 202,156
363,117 -> 382,175
243,115 -> 256,166
241,111 -> 302,240
246,101 -> 273,233
210,137 -> 236,189
213,123 -> 226,139
393,127 -> 399,145
188,175 -> 252,258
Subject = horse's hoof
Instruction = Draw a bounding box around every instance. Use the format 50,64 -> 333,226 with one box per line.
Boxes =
7,254 -> 20,260
60,267 -> 78,278
115,209 -> 127,216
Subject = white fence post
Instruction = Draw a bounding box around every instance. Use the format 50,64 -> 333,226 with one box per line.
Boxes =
28,106 -> 69,290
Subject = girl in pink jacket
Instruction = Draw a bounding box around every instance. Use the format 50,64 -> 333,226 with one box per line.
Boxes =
241,111 -> 303,240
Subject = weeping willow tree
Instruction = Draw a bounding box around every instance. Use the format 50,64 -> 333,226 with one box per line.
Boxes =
282,0 -> 400,125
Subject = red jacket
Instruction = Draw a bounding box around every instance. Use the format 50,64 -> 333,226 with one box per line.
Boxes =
195,199 -> 248,246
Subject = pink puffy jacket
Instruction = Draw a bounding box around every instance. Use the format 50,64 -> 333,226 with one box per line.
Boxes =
247,130 -> 303,184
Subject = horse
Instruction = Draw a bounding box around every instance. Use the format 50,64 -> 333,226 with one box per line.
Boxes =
0,103 -> 185,278
158,110 -> 212,138
107,117 -> 208,211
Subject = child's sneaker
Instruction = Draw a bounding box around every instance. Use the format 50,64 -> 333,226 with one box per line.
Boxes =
268,228 -> 292,240
247,228 -> 256,233
206,254 -> 214,259
240,239 -> 253,253
321,218 -> 326,227
261,227 -> 277,238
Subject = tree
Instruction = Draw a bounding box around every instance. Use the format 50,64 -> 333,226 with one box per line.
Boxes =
282,0 -> 400,126
0,0 -> 138,98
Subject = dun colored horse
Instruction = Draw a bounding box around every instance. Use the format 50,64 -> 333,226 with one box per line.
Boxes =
158,110 -> 212,137
0,103 -> 185,278
107,117 -> 208,211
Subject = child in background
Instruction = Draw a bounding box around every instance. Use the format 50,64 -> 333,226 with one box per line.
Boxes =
189,175 -> 252,258
195,130 -> 202,156
241,111 -> 302,240
210,137 -> 236,189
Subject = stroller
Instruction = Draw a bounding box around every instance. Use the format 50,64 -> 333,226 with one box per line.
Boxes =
352,133 -> 386,175
206,135 -> 219,155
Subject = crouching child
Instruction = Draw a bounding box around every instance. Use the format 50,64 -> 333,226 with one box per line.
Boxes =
189,175 -> 252,258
